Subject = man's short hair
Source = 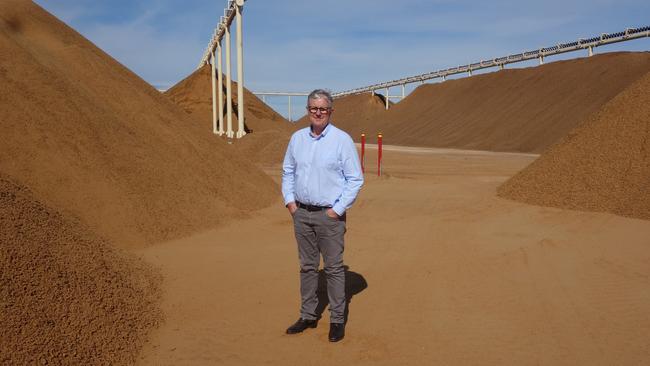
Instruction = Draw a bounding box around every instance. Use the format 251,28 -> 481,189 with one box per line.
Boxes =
307,89 -> 333,107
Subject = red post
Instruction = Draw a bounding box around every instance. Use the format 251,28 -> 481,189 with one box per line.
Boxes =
361,133 -> 366,173
377,133 -> 383,177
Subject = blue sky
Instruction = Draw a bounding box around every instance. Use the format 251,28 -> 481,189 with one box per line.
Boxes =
35,0 -> 650,119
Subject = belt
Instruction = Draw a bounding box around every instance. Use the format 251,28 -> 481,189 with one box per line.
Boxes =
296,201 -> 330,212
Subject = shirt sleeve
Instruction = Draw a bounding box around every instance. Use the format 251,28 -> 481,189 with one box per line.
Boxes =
332,135 -> 364,215
281,134 -> 297,206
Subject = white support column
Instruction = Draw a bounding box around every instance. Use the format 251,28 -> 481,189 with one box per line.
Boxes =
288,95 -> 292,122
225,25 -> 234,138
468,69 -> 473,76
235,4 -> 246,138
500,63 -> 504,70
442,74 -> 447,81
211,50 -> 218,134
217,42 -> 224,135
401,84 -> 405,99
539,55 -> 544,65
385,87 -> 389,110
588,46 -> 594,57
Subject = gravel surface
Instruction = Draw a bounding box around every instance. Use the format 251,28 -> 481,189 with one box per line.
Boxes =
498,70 -> 650,220
1,175 -> 162,365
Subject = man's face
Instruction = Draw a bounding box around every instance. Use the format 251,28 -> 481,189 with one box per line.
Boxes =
307,97 -> 333,130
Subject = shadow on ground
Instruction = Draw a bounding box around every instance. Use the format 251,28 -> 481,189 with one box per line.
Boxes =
315,265 -> 368,324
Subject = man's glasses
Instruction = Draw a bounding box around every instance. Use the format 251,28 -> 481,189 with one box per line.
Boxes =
307,106 -> 332,115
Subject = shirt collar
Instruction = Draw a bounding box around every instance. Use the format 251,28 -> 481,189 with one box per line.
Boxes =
309,122 -> 332,139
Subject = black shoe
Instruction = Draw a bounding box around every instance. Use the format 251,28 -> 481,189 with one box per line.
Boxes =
328,323 -> 345,342
286,318 -> 317,334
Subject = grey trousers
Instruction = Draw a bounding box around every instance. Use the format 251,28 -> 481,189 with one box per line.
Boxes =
292,207 -> 346,324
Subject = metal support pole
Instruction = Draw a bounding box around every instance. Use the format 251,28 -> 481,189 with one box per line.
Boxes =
211,50 -> 218,134
401,84 -> 405,99
385,88 -> 389,110
539,55 -> 544,65
588,46 -> 594,57
235,4 -> 246,138
217,42 -> 224,135
288,95 -> 292,122
225,25 -> 234,138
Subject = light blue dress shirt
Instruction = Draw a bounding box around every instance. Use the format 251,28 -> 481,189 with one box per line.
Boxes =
282,123 -> 364,216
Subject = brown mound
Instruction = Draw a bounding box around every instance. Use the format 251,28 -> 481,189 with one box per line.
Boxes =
0,174 -> 161,365
229,129 -> 291,166
498,70 -> 650,220
330,52 -> 650,152
165,64 -> 292,133
165,65 -> 296,165
0,0 -> 278,247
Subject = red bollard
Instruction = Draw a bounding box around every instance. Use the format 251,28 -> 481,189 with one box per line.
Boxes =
361,133 -> 366,173
377,133 -> 383,177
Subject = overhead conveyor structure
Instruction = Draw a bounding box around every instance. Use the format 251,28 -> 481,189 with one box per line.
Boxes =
199,0 -> 247,139
331,26 -> 650,109
198,16 -> 648,119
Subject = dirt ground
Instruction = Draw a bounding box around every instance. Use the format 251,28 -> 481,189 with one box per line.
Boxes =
134,146 -> 650,365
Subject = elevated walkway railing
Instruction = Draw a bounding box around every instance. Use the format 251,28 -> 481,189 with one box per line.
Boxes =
332,26 -> 650,100
253,25 -> 650,114
253,92 -> 309,121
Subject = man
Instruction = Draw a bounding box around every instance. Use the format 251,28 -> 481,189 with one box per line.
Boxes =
282,89 -> 364,342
